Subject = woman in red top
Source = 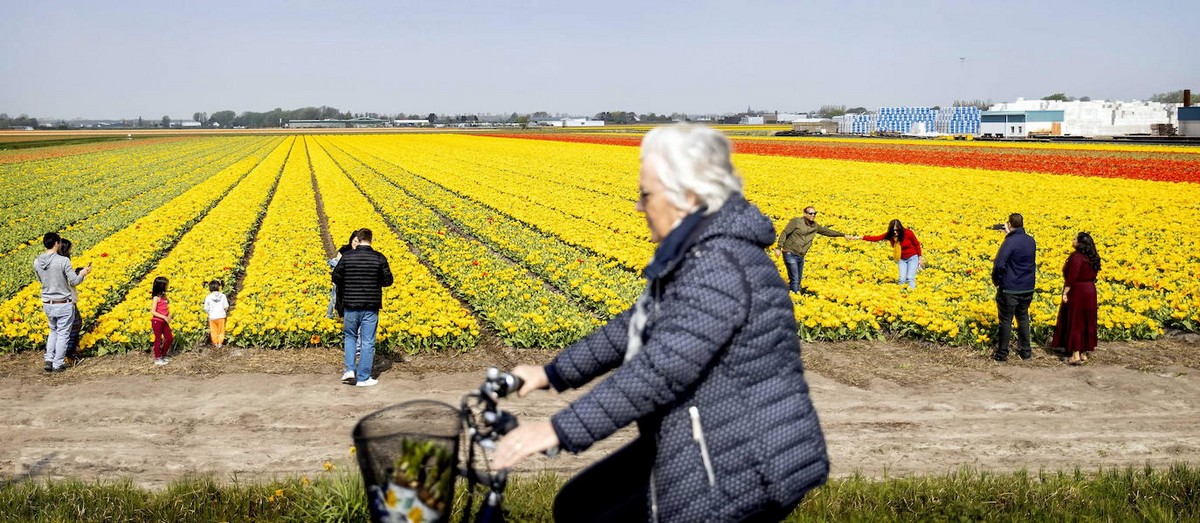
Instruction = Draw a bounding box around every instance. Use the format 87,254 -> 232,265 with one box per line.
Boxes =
861,219 -> 923,289
150,276 -> 173,366
1052,232 -> 1101,365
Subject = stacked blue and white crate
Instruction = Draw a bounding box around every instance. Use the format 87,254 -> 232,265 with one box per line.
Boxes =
876,107 -> 937,133
935,107 -> 981,134
842,114 -> 875,134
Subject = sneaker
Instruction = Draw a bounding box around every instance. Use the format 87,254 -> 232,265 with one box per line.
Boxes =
44,361 -> 53,372
355,378 -> 378,387
341,371 -> 356,384
154,358 -> 168,366
50,366 -> 67,373
1019,352 -> 1033,361
991,354 -> 1008,362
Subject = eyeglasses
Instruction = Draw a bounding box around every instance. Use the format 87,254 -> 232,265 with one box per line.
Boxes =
804,211 -> 818,216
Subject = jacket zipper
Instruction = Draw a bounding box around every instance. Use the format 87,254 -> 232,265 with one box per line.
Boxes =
689,406 -> 716,487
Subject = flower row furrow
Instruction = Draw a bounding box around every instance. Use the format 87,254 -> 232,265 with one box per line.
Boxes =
319,138 -> 600,349
1,137 -> 269,251
0,137 -> 278,300
323,136 -> 642,318
306,137 -> 478,353
336,135 -> 651,270
225,138 -> 333,348
81,137 -> 295,354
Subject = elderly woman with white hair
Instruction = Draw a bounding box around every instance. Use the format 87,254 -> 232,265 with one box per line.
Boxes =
494,124 -> 828,522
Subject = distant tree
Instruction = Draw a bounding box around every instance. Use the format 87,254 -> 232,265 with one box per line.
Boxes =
530,111 -> 550,119
931,105 -> 941,111
516,115 -> 530,129
953,99 -> 992,110
817,105 -> 847,118
846,107 -> 868,114
427,113 -> 437,123
192,112 -> 208,124
1079,96 -> 1092,102
1041,93 -> 1074,102
0,113 -> 39,128
1148,90 -> 1196,103
210,110 -> 236,128
137,116 -> 144,127
161,115 -> 171,128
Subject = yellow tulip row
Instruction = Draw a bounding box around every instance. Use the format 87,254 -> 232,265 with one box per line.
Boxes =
317,137 -> 600,348
1,137 -> 270,253
80,137 -> 295,354
0,138 -> 287,351
318,134 -> 1198,346
0,137 -> 278,300
306,137 -> 478,352
338,135 -> 652,270
322,136 -> 642,317
225,138 -> 337,347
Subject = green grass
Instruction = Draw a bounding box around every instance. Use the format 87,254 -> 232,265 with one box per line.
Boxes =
2,465 -> 1196,522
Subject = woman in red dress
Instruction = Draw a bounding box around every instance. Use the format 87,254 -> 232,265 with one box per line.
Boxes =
1051,232 -> 1101,365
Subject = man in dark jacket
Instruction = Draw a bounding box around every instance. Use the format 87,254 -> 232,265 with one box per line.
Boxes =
992,213 -> 1037,361
331,228 -> 393,386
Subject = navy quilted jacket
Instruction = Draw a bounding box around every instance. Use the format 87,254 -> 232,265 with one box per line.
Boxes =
547,195 -> 829,522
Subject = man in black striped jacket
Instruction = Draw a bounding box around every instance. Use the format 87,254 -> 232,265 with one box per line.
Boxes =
332,228 -> 393,387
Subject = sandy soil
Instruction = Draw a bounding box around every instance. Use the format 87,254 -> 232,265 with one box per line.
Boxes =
1,336 -> 1198,489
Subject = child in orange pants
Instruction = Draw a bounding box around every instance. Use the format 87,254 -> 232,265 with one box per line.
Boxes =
203,280 -> 229,347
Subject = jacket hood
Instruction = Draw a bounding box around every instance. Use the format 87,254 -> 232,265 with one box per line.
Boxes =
697,194 -> 777,249
35,252 -> 57,270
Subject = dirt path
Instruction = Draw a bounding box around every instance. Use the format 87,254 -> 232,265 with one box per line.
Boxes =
1,338 -> 1198,488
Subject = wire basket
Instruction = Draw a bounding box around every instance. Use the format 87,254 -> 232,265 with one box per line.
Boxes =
353,400 -> 461,523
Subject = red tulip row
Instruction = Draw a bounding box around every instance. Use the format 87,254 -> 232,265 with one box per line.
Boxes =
479,134 -> 1200,184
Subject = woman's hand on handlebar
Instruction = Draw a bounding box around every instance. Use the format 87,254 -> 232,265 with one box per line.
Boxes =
493,421 -> 558,469
510,364 -> 549,397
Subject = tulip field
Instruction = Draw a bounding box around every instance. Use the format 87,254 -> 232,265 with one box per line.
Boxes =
1,132 -> 1198,355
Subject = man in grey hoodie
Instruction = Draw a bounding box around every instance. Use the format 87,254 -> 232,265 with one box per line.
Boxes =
34,232 -> 91,372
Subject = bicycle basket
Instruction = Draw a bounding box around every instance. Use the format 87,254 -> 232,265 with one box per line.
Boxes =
353,400 -> 461,523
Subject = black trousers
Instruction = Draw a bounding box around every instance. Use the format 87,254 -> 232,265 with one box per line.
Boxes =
553,437 -> 800,523
554,437 -> 653,522
995,290 -> 1034,359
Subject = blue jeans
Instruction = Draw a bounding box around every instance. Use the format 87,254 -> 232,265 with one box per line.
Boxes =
783,251 -> 806,292
343,309 -> 378,382
898,255 -> 920,289
42,302 -> 75,369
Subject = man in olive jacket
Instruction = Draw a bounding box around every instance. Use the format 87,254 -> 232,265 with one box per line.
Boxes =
774,206 -> 853,293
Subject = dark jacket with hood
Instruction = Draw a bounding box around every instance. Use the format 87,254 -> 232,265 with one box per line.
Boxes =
545,194 -> 829,522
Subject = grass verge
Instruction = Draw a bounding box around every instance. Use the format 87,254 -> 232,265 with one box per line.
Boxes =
2,465 -> 1196,522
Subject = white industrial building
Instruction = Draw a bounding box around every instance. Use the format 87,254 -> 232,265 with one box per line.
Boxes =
563,118 -> 604,127
987,98 -> 1179,136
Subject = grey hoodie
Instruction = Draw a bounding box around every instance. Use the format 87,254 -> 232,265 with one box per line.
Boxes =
34,252 -> 85,302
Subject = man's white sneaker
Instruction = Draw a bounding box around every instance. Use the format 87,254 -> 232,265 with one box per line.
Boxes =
341,371 -> 355,384
154,358 -> 168,366
355,378 -> 378,387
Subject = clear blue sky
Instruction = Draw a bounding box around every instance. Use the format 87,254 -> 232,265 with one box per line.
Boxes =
2,0 -> 1197,119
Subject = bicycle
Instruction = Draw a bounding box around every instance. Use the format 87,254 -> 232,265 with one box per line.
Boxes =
352,368 -> 530,523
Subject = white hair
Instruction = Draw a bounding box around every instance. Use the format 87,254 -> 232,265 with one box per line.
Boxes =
640,123 -> 743,215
